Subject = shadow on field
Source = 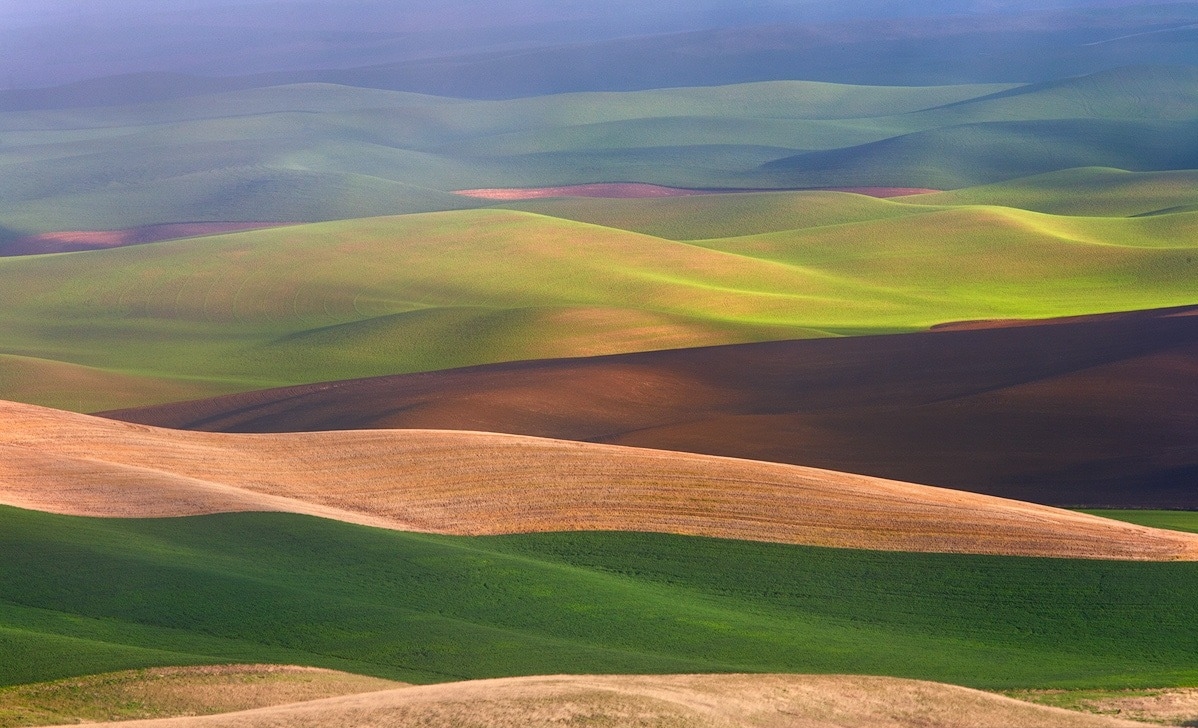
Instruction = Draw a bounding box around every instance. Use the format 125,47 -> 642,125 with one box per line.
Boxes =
105,305 -> 1198,509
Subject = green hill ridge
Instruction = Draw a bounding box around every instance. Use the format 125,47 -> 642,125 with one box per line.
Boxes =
2,506 -> 1197,690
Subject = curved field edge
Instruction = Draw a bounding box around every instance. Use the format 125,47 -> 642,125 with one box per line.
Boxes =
3,508 -> 1198,690
4,400 -> 1198,561
30,674 -> 1150,728
0,665 -> 402,728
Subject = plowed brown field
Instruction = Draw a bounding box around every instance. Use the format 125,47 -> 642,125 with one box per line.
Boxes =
36,674 -> 1152,728
6,400 -> 1198,560
108,305 -> 1198,508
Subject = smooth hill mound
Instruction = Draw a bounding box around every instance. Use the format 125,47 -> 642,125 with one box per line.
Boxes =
760,118 -> 1198,188
0,355 -> 237,415
6,400 -> 1198,560
3,205 -> 1197,410
35,674 -> 1150,728
499,190 -> 936,239
0,665 -> 402,728
109,306 -> 1198,509
912,167 -> 1198,217
0,223 -> 288,257
6,507 -> 1198,689
4,66 -> 1198,232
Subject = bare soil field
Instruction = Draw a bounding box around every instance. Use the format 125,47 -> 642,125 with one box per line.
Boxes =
109,305 -> 1198,508
454,184 -> 937,199
36,674 -> 1152,728
0,665 -> 402,728
0,223 -> 286,256
6,400 -> 1198,559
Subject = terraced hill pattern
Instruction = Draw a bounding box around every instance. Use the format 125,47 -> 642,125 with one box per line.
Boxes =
3,2 -> 1198,726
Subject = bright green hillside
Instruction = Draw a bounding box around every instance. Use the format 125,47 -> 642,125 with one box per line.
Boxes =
1,507 -> 1197,690
1,199 -> 1196,410
2,65 -> 1197,232
913,167 -> 1198,217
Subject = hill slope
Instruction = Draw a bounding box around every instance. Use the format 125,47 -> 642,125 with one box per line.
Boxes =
106,306 -> 1198,509
7,400 -> 1194,560
4,508 -> 1198,688
3,66 -> 1198,232
2,205 -> 1196,410
31,674 -> 1149,728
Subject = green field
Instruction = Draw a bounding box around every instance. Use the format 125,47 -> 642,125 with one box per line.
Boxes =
1082,511 -> 1198,535
1,505 -> 1197,690
1,188 -> 1196,410
1,65 -> 1195,232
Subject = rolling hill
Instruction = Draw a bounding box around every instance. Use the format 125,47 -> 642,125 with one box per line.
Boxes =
26,674 -> 1151,728
9,399 -> 1192,559
4,507 -> 1198,689
107,305 -> 1198,509
7,3 -> 1194,101
2,202 -> 1196,411
0,665 -> 402,727
3,65 -> 1197,233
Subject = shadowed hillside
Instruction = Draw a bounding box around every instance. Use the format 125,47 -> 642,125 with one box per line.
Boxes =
108,306 -> 1198,509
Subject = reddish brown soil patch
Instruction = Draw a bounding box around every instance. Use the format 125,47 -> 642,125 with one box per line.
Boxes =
107,305 -> 1198,510
454,184 -> 938,200
1,222 -> 289,256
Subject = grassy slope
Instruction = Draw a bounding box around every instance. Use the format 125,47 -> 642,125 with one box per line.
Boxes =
1,507 -> 1198,690
499,190 -> 931,239
0,204 -> 1195,408
759,118 -> 1198,189
912,167 -> 1198,217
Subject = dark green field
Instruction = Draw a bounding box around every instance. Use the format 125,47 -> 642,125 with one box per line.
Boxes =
3,505 -> 1197,691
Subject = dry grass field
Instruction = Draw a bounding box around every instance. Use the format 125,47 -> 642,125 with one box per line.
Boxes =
4,400 -> 1198,560
0,666 -> 401,728
36,674 -> 1153,728
1009,687 -> 1198,726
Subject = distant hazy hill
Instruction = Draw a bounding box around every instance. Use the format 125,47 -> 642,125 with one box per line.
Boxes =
2,66 -> 1196,232
4,3 -> 1198,105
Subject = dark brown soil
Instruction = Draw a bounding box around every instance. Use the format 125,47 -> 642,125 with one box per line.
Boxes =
104,305 -> 1198,509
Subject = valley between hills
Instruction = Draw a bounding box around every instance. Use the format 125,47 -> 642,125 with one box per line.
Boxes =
3,2 -> 1198,726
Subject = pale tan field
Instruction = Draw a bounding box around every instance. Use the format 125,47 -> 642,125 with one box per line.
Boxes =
4,400 -> 1197,560
1009,687 -> 1198,726
38,674 -> 1153,728
0,665 -> 402,728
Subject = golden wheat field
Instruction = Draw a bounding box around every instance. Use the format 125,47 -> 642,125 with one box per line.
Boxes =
2,400 -> 1195,560
35,674 -> 1156,728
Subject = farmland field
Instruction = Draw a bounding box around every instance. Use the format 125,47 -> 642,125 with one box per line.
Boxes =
3,3 -> 1197,725
3,507 -> 1198,691
1,190 -> 1196,411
